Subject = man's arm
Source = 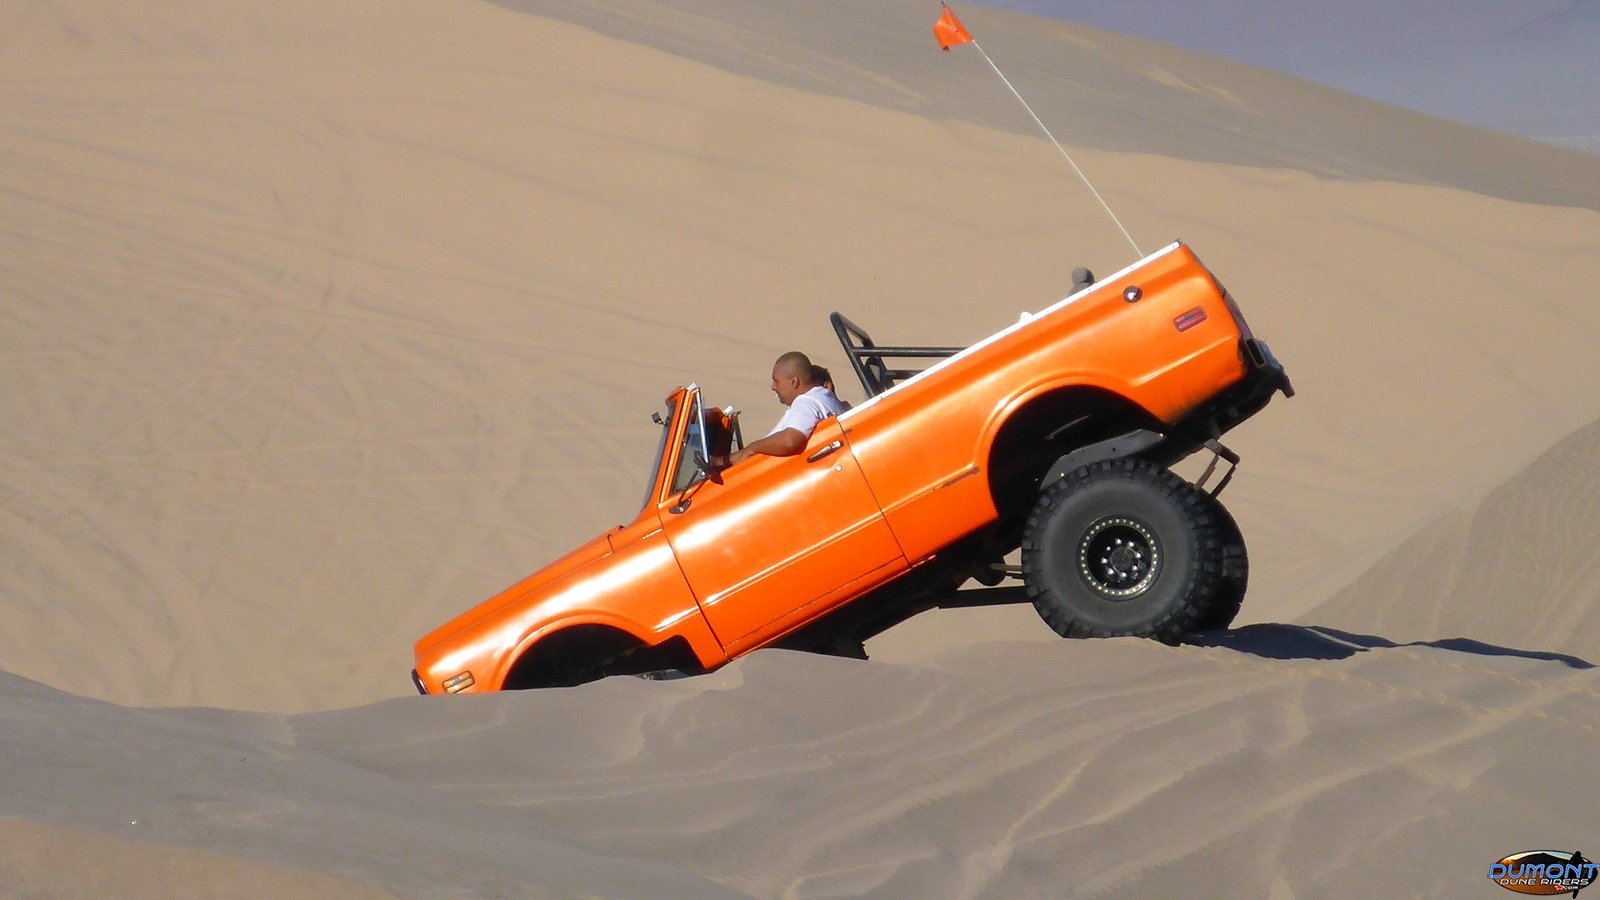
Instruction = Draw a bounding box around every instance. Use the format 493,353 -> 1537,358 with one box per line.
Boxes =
722,427 -> 807,466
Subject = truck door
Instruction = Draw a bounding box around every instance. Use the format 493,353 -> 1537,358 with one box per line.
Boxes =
660,412 -> 905,654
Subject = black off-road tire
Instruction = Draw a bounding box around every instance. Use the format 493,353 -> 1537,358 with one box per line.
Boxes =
1191,492 -> 1248,632
1021,458 -> 1230,643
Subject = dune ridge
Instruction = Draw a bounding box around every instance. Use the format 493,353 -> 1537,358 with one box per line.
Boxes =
488,0 -> 1600,211
1311,415 -> 1600,657
6,641 -> 1597,896
0,669 -> 743,898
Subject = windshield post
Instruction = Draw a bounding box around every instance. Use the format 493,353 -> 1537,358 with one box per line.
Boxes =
670,388 -> 709,497
640,395 -> 678,513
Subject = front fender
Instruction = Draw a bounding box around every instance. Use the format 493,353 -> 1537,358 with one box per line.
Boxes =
493,610 -> 656,690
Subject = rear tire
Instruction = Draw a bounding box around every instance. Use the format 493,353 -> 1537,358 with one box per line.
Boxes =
1191,492 -> 1248,632
1021,459 -> 1229,643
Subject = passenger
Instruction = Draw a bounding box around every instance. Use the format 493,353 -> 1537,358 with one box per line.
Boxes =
716,351 -> 846,467
811,364 -> 852,412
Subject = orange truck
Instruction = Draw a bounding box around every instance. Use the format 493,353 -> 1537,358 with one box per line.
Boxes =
412,241 -> 1292,694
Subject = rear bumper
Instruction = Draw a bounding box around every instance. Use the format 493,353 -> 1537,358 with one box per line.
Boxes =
1209,338 -> 1293,433
1238,339 -> 1294,404
1154,339 -> 1291,464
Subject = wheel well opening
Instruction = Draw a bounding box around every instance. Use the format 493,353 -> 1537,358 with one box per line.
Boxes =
501,626 -> 705,690
985,387 -> 1161,540
502,625 -> 642,690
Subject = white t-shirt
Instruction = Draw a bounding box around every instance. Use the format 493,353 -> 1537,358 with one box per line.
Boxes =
768,385 -> 847,438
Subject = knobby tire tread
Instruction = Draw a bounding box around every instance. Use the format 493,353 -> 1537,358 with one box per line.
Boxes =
1193,491 -> 1248,632
1021,458 -> 1230,643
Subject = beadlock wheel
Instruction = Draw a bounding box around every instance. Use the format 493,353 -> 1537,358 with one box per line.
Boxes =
1077,516 -> 1160,597
1021,458 -> 1232,642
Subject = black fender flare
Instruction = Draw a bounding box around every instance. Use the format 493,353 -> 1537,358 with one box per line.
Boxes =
1042,429 -> 1164,488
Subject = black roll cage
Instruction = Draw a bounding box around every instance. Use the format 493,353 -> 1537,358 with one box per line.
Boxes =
830,312 -> 964,400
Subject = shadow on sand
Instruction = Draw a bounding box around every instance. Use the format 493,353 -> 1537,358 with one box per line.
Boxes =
1185,623 -> 1595,669
933,587 -> 1594,669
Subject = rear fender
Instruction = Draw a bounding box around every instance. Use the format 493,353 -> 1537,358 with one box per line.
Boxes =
976,376 -> 1156,468
978,379 -> 1163,527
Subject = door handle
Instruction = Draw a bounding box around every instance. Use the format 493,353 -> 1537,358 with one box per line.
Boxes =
806,440 -> 843,463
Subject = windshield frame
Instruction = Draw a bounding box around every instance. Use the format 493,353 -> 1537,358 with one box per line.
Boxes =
640,396 -> 677,513
669,389 -> 710,497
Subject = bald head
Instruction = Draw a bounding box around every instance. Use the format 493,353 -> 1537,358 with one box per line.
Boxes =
774,351 -> 814,380
770,351 -> 817,405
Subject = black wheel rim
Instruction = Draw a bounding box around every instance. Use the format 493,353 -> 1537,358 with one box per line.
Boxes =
1077,516 -> 1160,598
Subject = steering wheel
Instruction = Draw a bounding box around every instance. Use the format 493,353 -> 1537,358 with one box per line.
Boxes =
693,451 -> 724,483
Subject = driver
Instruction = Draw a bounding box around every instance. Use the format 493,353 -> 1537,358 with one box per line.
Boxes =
715,351 -> 846,467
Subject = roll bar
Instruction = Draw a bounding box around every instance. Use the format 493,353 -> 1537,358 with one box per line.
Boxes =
829,312 -> 963,399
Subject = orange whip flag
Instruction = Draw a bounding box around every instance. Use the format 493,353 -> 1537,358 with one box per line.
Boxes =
934,4 -> 973,51
930,2 -> 1142,257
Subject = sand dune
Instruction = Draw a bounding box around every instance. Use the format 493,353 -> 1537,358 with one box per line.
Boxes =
3,0 -> 1599,895
0,819 -> 395,900
976,0 -> 1600,154
6,642 -> 1598,896
491,0 -> 1600,209
0,669 -> 740,897
1312,416 -> 1600,657
6,0 -> 1598,714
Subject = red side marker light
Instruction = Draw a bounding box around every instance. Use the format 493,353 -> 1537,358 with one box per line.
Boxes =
1174,308 -> 1207,332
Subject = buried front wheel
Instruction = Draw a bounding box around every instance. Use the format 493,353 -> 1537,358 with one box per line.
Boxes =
1021,459 -> 1230,643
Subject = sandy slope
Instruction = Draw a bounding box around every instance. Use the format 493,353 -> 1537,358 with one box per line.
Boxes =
975,0 -> 1600,154
6,644 -> 1598,897
1311,416 -> 1600,658
0,669 -> 740,898
490,0 -> 1600,209
5,0 -> 1599,714
3,0 -> 1600,895
0,820 -> 396,900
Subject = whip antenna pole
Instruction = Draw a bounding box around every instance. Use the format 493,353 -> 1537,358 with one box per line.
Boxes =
969,40 -> 1143,257
937,3 -> 1143,258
